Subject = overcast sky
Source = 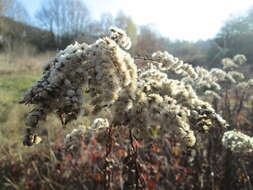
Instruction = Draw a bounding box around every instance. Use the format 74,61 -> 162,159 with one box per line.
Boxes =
20,0 -> 253,41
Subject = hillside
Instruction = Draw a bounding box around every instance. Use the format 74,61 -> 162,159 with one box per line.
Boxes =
0,16 -> 56,51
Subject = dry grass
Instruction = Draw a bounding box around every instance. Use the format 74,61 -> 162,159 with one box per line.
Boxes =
0,51 -> 55,75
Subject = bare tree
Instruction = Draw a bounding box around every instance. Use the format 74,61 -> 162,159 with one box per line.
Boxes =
0,0 -> 29,22
136,25 -> 167,55
0,0 -> 30,61
36,0 -> 90,46
100,13 -> 114,34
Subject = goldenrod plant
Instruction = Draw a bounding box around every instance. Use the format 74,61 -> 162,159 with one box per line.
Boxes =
20,27 -> 252,153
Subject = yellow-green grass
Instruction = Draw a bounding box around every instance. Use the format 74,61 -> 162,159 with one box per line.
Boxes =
0,72 -> 90,159
0,74 -> 40,121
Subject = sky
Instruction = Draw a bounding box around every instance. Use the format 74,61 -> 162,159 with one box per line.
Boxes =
20,0 -> 253,41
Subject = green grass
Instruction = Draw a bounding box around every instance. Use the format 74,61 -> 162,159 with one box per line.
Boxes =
0,74 -> 40,104
0,74 -> 40,122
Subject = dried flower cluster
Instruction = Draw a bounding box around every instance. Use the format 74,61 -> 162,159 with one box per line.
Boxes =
20,41 -> 89,145
152,51 -> 198,79
21,27 -> 252,153
148,51 -> 246,100
222,54 -> 247,70
175,54 -> 251,101
63,118 -> 109,154
109,27 -> 132,50
181,66 -> 233,96
64,125 -> 87,154
222,130 -> 253,153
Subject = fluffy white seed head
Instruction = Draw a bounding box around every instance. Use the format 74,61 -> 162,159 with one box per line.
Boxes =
233,54 -> 247,65
91,118 -> 109,130
109,26 -> 132,50
222,130 -> 253,153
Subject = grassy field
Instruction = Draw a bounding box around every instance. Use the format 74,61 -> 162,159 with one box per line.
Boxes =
0,54 -> 41,143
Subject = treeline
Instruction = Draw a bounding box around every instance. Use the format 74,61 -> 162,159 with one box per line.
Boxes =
212,8 -> 253,66
0,0 -> 253,68
0,16 -> 55,52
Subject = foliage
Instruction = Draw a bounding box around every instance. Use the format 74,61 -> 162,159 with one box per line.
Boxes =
216,6 -> 253,64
